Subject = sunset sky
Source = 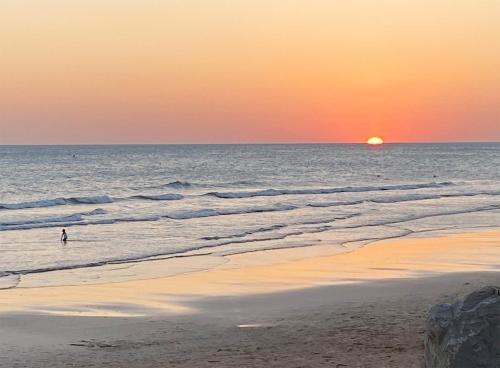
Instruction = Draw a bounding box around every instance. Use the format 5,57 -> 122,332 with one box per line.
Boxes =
0,0 -> 499,144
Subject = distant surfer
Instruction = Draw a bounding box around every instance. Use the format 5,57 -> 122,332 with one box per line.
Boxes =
61,229 -> 68,242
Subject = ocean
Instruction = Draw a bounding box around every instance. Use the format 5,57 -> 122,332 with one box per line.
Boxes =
1,143 -> 499,289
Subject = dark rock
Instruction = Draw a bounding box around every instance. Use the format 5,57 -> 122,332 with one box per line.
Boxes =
424,286 -> 500,367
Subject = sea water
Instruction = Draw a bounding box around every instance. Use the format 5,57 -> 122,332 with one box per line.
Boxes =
1,143 -> 499,288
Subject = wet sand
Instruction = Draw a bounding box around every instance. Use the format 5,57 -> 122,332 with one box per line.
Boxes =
2,230 -> 500,367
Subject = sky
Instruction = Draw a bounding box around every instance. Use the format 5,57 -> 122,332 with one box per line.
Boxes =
0,0 -> 499,144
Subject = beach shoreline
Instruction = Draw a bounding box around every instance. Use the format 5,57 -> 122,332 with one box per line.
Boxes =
2,229 -> 500,367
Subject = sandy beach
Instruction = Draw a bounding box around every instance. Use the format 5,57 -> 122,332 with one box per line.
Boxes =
1,229 -> 499,367
2,0 -> 499,365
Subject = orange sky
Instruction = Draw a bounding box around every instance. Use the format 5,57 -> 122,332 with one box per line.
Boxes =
0,0 -> 499,144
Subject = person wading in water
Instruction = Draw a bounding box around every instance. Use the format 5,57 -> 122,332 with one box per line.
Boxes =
61,229 -> 68,243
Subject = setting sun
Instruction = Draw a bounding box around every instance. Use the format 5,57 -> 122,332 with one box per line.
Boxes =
367,137 -> 384,145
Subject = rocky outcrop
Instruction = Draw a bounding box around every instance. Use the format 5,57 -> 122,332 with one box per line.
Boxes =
424,286 -> 500,367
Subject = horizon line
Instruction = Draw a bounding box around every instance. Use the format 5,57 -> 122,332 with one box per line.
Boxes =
0,140 -> 499,146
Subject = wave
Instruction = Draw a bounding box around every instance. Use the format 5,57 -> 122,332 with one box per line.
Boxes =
5,181 -> 482,212
335,204 -> 500,231
0,208 -> 107,229
70,195 -> 113,205
0,195 -> 113,210
131,193 -> 183,201
207,182 -> 454,199
164,203 -> 297,220
369,194 -> 440,203
3,203 -> 498,284
199,214 -> 360,242
308,200 -> 363,208
201,224 -> 287,241
3,188 -> 499,231
205,204 -> 500,251
0,214 -> 84,227
82,208 -> 107,215
144,180 -> 263,190
0,203 -> 297,231
163,181 -> 193,189
165,180 -> 263,188
308,191 -> 500,208
0,191 -> 183,210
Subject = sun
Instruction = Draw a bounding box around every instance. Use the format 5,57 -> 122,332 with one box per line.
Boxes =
367,137 -> 384,145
